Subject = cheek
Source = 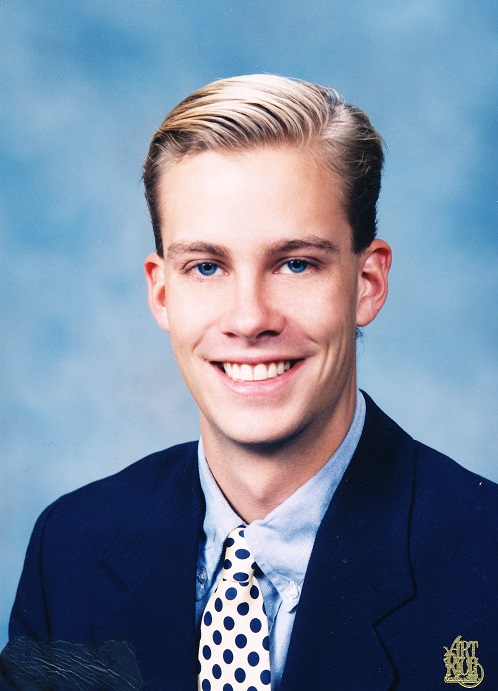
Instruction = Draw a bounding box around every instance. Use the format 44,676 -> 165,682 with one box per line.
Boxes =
167,287 -> 211,331
296,284 -> 358,335
167,301 -> 219,362
168,281 -> 222,318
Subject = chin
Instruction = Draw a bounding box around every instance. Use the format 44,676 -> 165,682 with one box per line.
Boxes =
217,417 -> 309,451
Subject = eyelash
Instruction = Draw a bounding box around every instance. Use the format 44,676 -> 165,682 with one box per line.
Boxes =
187,258 -> 317,278
279,259 -> 310,274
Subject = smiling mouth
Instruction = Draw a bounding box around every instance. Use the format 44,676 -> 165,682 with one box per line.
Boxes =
217,361 -> 296,382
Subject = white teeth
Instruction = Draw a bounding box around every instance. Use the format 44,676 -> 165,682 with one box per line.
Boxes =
253,364 -> 267,381
267,363 -> 278,378
222,361 -> 293,382
239,364 -> 254,381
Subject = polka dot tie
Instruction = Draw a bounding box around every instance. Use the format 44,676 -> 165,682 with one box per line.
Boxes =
198,527 -> 271,690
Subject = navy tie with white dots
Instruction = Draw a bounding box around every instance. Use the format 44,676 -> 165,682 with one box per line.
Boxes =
198,527 -> 271,690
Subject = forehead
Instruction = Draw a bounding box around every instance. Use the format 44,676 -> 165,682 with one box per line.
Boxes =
157,146 -> 351,250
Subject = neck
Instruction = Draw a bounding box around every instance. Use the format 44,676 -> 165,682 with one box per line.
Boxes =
200,391 -> 356,523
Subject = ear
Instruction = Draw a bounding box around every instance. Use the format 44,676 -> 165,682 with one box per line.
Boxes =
144,252 -> 171,332
356,239 -> 392,327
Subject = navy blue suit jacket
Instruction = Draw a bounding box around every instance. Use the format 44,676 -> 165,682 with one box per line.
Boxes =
2,395 -> 498,689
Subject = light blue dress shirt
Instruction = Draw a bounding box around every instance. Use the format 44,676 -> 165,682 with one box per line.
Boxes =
196,391 -> 366,689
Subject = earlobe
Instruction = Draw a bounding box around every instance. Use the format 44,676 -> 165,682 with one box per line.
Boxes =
356,239 -> 392,327
144,252 -> 171,332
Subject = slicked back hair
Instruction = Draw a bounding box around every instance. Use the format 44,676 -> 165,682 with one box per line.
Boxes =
143,74 -> 384,257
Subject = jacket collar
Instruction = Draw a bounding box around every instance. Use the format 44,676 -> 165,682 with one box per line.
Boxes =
280,394 -> 417,689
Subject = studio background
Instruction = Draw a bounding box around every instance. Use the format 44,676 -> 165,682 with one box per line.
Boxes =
1,0 -> 496,646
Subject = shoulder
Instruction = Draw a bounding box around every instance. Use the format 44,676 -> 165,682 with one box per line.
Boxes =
47,440 -> 198,509
6,441 -> 203,654
32,441 -> 200,550
370,397 -> 498,566
361,391 -> 498,530
362,391 -> 497,497
413,439 -> 498,511
411,440 -> 498,553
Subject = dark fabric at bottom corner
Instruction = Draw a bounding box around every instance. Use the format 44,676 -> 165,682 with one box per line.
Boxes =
0,637 -> 144,690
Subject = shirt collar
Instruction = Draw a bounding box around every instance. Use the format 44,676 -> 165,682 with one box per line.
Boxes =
198,436 -> 242,588
198,391 -> 366,609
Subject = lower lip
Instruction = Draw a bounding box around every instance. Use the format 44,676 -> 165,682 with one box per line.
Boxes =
210,361 -> 304,395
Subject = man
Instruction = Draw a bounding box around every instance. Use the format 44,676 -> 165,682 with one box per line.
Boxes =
1,75 -> 497,689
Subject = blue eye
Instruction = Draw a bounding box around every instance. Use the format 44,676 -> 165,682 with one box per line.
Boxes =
286,259 -> 308,273
196,262 -> 218,276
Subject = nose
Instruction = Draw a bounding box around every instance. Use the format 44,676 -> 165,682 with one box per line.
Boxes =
220,273 -> 284,341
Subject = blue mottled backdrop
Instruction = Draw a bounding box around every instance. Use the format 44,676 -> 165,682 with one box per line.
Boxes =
1,0 -> 496,645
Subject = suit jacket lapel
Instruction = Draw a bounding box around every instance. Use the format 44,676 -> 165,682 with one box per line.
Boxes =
280,395 -> 417,690
94,443 -> 203,689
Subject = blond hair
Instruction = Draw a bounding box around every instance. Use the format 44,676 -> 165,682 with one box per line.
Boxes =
143,74 -> 384,255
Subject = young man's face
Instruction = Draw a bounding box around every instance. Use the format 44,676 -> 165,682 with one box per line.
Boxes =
146,146 -> 390,452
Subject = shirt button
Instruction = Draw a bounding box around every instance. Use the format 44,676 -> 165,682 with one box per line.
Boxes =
197,567 -> 207,585
287,581 -> 300,600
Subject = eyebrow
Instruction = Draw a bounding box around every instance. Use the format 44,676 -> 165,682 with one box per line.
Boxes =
166,241 -> 230,262
261,236 -> 340,257
165,235 -> 340,262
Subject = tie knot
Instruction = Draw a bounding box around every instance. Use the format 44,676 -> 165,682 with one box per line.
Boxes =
222,527 -> 257,583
